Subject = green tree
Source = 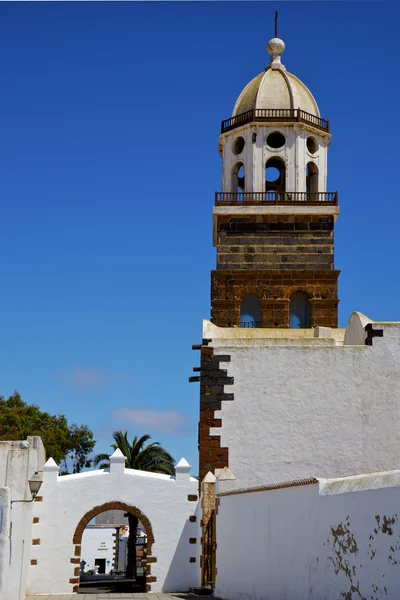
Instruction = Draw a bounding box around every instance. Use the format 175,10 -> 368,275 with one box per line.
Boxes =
0,392 -> 95,473
93,431 -> 175,580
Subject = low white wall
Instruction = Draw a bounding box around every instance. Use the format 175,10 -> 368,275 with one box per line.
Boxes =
27,454 -> 201,594
215,471 -> 400,600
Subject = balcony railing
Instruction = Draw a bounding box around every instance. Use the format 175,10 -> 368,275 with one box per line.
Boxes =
215,191 -> 338,206
221,109 -> 329,134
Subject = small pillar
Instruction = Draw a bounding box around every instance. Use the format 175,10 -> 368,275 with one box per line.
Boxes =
201,472 -> 217,587
215,467 -> 236,495
42,457 -> 59,483
175,458 -> 191,482
109,449 -> 126,475
201,472 -> 216,524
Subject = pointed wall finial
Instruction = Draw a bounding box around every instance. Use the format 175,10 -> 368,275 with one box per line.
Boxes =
43,457 -> 59,483
43,457 -> 59,471
216,467 -> 236,481
110,448 -> 126,463
110,448 -> 126,474
202,471 -> 217,484
175,457 -> 191,482
275,10 -> 278,38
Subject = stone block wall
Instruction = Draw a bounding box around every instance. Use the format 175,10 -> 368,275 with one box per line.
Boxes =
215,215 -> 335,270
211,269 -> 339,328
197,343 -> 232,483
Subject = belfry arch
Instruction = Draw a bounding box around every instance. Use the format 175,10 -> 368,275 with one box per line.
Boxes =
71,501 -> 155,593
231,161 -> 245,193
265,157 -> 285,194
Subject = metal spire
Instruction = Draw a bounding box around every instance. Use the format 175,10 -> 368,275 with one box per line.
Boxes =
275,11 -> 278,38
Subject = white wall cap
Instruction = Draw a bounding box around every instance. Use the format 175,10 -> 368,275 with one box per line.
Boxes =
314,327 -> 332,338
213,205 -> 339,218
175,457 -> 191,470
109,448 -> 126,463
43,457 -> 60,472
344,312 -> 373,346
202,472 -> 217,484
217,467 -> 236,481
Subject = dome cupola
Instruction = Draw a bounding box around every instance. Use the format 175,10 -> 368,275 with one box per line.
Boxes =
233,37 -> 320,118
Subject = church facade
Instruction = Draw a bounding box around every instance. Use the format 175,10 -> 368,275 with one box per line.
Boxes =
192,29 -> 400,599
193,33 -> 400,489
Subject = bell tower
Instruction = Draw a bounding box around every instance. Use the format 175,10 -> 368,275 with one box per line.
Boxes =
211,34 -> 339,329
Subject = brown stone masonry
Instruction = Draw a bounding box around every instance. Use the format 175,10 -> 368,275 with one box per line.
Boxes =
211,269 -> 339,328
215,214 -> 335,270
192,340 -> 233,482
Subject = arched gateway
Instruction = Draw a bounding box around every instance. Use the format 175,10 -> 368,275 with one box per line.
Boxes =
71,501 -> 155,593
26,451 -> 200,595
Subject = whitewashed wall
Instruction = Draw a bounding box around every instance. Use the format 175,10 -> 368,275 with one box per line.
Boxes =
27,453 -> 200,594
215,471 -> 400,600
204,314 -> 400,489
81,527 -> 116,574
0,438 -> 45,600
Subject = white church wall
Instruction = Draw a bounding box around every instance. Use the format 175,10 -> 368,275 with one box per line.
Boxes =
27,453 -> 200,595
2,498 -> 34,600
0,437 -> 45,600
215,471 -> 400,600
204,315 -> 400,490
81,526 -> 116,574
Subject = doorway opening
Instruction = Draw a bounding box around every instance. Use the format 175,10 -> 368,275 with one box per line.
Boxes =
71,502 -> 155,595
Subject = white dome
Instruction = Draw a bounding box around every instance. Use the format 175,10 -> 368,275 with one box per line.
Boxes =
232,38 -> 320,118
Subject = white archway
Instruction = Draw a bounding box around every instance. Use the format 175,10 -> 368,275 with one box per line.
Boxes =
26,451 -> 200,595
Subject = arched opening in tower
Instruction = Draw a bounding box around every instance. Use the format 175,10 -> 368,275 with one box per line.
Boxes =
240,293 -> 262,328
289,292 -> 310,328
265,157 -> 285,197
232,162 -> 245,195
306,161 -> 319,196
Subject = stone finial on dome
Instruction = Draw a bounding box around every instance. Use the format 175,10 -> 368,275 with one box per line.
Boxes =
267,37 -> 286,70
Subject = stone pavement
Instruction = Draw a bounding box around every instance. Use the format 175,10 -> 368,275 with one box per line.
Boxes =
26,594 -> 199,600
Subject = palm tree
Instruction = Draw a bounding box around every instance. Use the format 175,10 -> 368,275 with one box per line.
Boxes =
92,431 -> 175,580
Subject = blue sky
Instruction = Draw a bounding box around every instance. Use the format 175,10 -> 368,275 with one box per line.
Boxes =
0,1 -> 398,475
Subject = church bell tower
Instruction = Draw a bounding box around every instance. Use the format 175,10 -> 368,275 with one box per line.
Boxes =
212,35 -> 339,329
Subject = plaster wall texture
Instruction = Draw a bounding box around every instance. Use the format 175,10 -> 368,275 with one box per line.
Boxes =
0,437 -> 45,600
27,454 -> 200,595
215,472 -> 400,600
0,437 -> 45,497
81,527 -> 116,573
203,314 -> 400,489
220,123 -> 328,194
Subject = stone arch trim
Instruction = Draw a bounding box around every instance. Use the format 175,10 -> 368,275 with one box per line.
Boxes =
71,501 -> 156,593
284,287 -> 313,300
